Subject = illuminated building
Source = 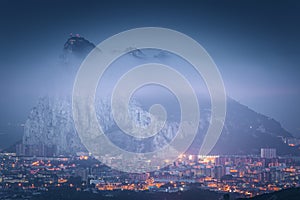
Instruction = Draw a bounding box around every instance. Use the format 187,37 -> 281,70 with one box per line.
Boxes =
261,148 -> 277,159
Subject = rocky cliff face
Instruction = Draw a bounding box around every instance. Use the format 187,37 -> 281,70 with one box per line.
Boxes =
23,97 -> 84,154
23,95 -> 296,156
23,97 -> 180,155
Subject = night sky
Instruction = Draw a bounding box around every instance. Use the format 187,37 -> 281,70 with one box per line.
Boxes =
0,0 -> 300,148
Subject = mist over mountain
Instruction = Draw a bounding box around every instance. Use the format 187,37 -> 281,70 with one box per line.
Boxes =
18,36 -> 300,156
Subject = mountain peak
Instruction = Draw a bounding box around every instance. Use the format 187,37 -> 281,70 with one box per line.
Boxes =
63,34 -> 95,56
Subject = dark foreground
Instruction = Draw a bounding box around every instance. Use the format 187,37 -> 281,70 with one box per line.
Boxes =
1,187 -> 300,200
238,187 -> 300,200
2,188 -> 223,200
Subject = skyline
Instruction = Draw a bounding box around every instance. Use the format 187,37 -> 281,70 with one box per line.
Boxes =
0,151 -> 299,199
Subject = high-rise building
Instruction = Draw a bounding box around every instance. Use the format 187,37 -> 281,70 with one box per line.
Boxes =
261,148 -> 276,159
213,165 -> 225,180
